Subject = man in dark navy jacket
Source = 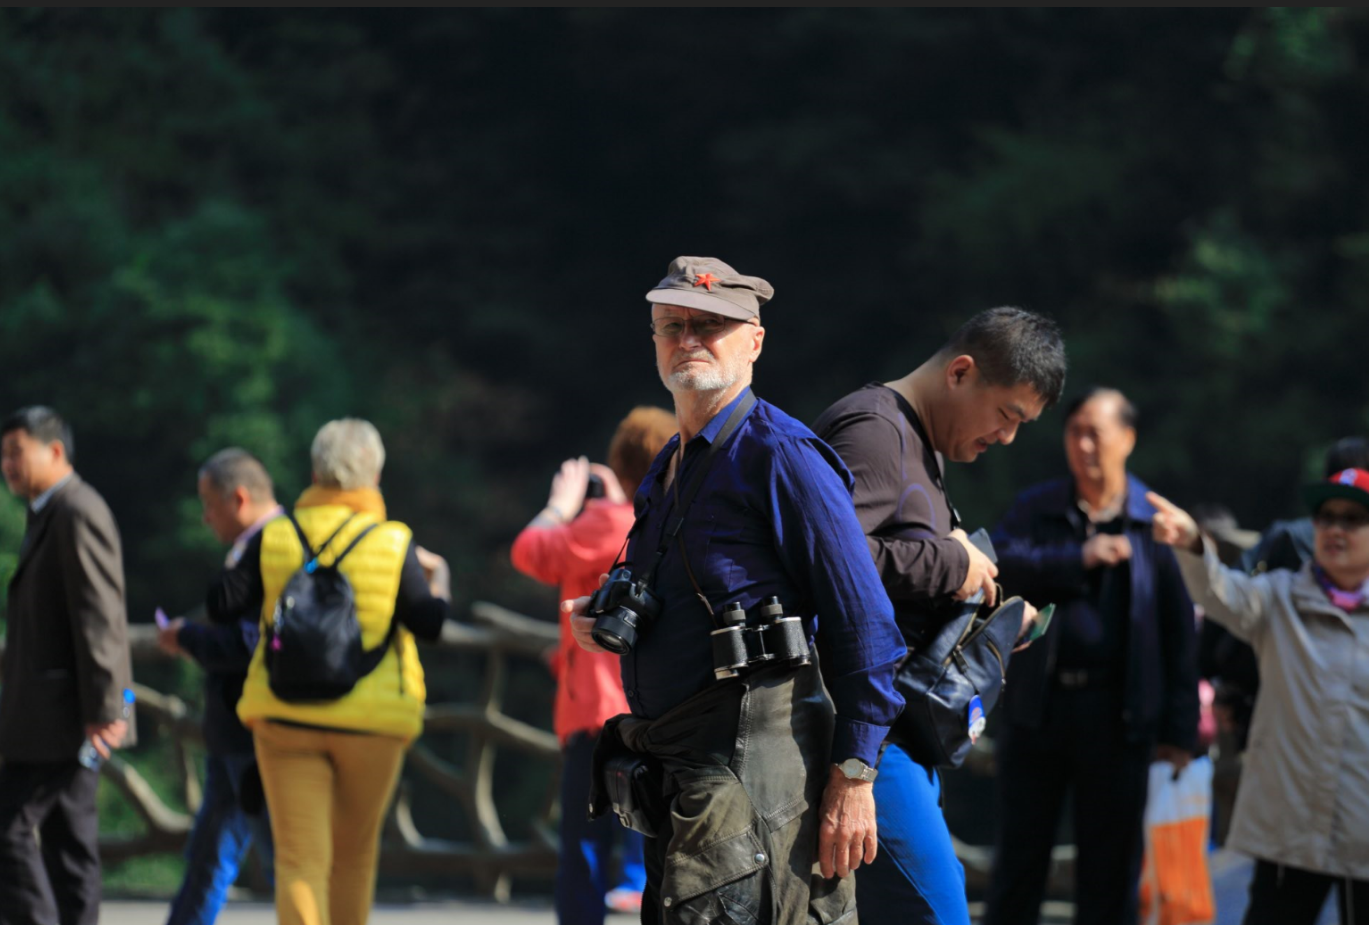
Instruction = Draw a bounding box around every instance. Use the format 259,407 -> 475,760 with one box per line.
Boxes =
156,448 -> 278,924
983,387 -> 1199,925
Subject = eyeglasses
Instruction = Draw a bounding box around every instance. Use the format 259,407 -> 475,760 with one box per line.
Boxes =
1313,510 -> 1369,531
649,316 -> 748,339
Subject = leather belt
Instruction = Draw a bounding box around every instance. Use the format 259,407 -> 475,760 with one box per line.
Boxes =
1055,668 -> 1115,690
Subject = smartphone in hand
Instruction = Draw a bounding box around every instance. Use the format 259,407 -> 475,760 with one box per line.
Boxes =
1019,603 -> 1055,645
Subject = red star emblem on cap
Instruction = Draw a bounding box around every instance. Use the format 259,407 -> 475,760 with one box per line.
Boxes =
693,272 -> 719,291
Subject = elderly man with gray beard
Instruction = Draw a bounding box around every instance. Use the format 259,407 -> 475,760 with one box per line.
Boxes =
564,257 -> 906,925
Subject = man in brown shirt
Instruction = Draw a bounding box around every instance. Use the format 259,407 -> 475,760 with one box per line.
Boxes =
0,406 -> 134,925
814,307 -> 1066,924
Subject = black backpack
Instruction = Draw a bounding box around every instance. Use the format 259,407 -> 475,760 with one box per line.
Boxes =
264,513 -> 397,703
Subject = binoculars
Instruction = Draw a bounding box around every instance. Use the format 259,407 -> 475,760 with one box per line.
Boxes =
710,596 -> 811,681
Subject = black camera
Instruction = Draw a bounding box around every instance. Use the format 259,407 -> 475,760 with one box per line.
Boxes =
578,473 -> 607,518
585,473 -> 606,500
588,567 -> 662,655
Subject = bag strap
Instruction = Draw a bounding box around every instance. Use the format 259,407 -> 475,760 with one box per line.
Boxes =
328,519 -> 398,670
890,388 -> 962,530
323,516 -> 397,671
286,512 -> 360,572
356,607 -> 402,674
668,391 -> 757,619
328,522 -> 380,568
642,389 -> 756,590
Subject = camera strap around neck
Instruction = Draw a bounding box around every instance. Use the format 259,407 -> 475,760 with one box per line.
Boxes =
630,389 -> 757,594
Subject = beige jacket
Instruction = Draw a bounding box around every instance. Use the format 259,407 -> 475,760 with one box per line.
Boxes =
1176,540 -> 1369,879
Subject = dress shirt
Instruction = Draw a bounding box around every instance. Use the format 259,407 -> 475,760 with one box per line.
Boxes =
29,473 -> 73,513
622,390 -> 905,766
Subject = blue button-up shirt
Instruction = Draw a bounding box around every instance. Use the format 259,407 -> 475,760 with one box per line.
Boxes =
622,390 -> 905,766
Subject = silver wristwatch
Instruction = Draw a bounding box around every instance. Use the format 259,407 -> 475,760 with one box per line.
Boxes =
835,758 -> 878,783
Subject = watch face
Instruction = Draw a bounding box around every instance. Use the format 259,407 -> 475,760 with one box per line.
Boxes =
837,758 -> 877,782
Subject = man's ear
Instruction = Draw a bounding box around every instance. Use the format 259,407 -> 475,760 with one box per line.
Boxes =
232,485 -> 252,513
944,354 -> 977,390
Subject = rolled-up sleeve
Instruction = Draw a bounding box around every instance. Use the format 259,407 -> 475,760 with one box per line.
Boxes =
767,438 -> 906,766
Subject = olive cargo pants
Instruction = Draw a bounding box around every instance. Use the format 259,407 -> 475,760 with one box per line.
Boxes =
595,659 -> 856,925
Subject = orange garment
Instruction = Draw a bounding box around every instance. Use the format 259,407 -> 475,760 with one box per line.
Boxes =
510,498 -> 635,744
296,484 -> 387,519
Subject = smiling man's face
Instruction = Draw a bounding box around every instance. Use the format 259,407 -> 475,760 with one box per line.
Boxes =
1065,393 -> 1135,488
935,358 -> 1047,464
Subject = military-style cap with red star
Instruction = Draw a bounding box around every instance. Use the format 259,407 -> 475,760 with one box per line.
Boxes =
645,256 -> 775,321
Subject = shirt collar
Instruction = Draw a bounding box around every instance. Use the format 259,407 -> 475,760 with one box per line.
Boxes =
225,504 -> 285,568
692,388 -> 756,446
1312,564 -> 1369,612
30,474 -> 73,514
1077,493 -> 1126,525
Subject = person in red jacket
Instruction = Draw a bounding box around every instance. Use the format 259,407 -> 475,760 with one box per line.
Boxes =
511,406 -> 675,924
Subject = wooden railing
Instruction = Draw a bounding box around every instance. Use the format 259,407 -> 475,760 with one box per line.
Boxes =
1,601 -> 562,900
1,604 -> 1074,903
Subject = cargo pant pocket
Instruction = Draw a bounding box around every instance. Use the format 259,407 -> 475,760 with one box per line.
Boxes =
663,767 -> 769,925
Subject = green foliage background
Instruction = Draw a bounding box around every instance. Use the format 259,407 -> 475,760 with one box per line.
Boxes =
1,6 -> 1368,894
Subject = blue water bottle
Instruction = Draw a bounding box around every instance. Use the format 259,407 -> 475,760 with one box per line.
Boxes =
77,687 -> 135,770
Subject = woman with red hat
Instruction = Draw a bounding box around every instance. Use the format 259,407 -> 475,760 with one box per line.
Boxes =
1147,469 -> 1369,924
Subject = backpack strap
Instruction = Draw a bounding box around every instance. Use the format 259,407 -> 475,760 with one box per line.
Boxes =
325,519 -> 395,670
285,513 -> 361,573
357,606 -> 403,675
328,521 -> 379,568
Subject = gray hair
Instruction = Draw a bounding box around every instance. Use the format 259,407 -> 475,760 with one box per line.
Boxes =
311,418 -> 386,489
199,448 -> 275,501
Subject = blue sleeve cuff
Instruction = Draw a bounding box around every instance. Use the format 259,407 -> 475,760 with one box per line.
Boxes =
176,622 -> 208,665
831,718 -> 891,768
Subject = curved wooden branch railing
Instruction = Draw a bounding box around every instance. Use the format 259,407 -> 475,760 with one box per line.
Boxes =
0,600 -> 561,899
0,601 -> 1072,903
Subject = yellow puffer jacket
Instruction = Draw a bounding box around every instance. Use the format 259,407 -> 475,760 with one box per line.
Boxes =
237,504 -> 427,741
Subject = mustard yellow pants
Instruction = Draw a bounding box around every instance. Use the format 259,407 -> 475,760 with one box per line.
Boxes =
254,721 -> 407,925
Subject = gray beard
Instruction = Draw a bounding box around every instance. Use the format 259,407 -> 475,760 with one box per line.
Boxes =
660,349 -> 747,394
665,366 -> 735,392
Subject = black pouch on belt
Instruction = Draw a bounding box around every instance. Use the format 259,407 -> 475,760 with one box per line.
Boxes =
602,754 -> 666,837
588,715 -> 668,838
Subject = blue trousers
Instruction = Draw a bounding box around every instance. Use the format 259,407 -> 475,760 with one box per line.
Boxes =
557,732 -> 646,925
165,752 -> 274,925
856,743 -> 970,925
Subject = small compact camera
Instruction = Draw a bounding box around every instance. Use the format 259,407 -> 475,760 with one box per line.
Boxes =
588,567 -> 662,655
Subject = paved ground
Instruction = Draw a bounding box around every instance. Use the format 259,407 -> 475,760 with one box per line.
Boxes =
102,851 -> 1337,924
102,899 -> 638,924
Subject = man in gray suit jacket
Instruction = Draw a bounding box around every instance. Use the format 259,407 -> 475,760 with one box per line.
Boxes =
0,406 -> 134,925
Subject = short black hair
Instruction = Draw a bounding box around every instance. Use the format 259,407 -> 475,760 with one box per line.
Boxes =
1063,386 -> 1137,430
1324,436 -> 1369,477
199,448 -> 275,502
938,307 -> 1067,407
1,406 -> 74,463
